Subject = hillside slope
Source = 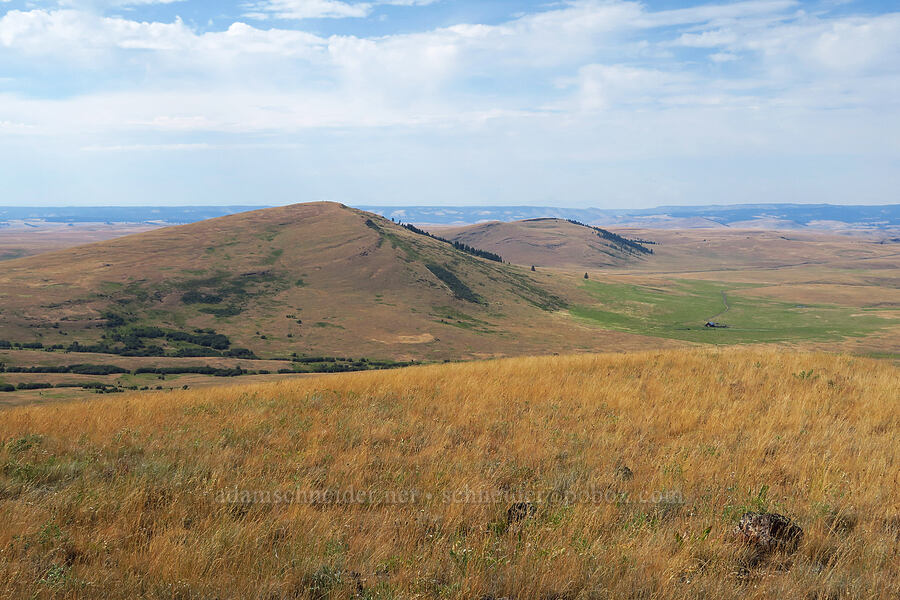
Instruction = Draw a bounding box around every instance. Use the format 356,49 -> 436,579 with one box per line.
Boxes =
0,203 -> 662,361
432,218 -> 653,269
1,348 -> 897,598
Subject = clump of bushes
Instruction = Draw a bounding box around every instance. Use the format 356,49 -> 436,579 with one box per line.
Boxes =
16,383 -> 53,390
164,331 -> 230,349
181,291 -> 224,305
62,325 -> 234,357
1,364 -> 129,375
425,264 -> 482,304
133,366 -> 246,377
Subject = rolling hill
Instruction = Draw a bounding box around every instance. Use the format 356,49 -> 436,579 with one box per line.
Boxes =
0,203 -> 663,363
431,218 -> 653,269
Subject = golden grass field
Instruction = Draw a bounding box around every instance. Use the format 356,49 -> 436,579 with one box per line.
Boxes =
1,348 -> 897,599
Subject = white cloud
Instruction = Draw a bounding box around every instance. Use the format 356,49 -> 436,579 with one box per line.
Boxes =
709,51 -> 737,62
675,29 -> 740,48
57,0 -> 186,6
748,13 -> 900,73
0,9 -> 195,53
244,0 -> 371,20
569,64 -> 692,111
0,120 -> 34,131
635,0 -> 799,28
0,9 -> 326,56
243,0 -> 439,21
669,9 -> 900,75
381,0 -> 438,5
80,141 -> 306,151
0,1 -> 897,132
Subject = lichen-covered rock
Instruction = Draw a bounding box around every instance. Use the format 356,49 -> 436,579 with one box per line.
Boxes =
506,502 -> 536,524
614,465 -> 634,481
734,512 -> 803,554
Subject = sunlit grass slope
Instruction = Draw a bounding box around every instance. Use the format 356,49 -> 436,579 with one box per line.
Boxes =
1,349 -> 898,599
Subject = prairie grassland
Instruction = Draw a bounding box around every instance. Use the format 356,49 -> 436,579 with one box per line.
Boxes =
1,349 -> 898,599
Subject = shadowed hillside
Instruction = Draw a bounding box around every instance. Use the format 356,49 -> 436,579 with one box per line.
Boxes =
432,218 -> 653,269
0,203 -> 664,362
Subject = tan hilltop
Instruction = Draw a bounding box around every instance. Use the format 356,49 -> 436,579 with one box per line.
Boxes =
430,217 -> 653,269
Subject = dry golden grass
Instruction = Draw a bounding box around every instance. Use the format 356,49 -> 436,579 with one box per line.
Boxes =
1,348 -> 898,599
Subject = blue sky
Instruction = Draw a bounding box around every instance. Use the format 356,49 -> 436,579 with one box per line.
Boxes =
0,1 -> 898,207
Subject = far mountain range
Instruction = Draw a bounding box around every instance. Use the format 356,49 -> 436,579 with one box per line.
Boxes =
1,204 -> 898,231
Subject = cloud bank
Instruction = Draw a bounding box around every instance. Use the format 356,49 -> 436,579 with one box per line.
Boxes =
0,0 -> 897,206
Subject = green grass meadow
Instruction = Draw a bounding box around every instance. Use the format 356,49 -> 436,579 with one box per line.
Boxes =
571,279 -> 893,345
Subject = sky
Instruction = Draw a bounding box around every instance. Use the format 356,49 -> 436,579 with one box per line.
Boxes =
0,0 -> 898,208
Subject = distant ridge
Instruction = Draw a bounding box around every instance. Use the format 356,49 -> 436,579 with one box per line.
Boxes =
0,206 -> 266,225
361,204 -> 900,230
3,203 -> 897,231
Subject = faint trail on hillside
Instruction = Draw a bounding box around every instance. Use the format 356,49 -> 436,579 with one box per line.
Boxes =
707,290 -> 730,322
